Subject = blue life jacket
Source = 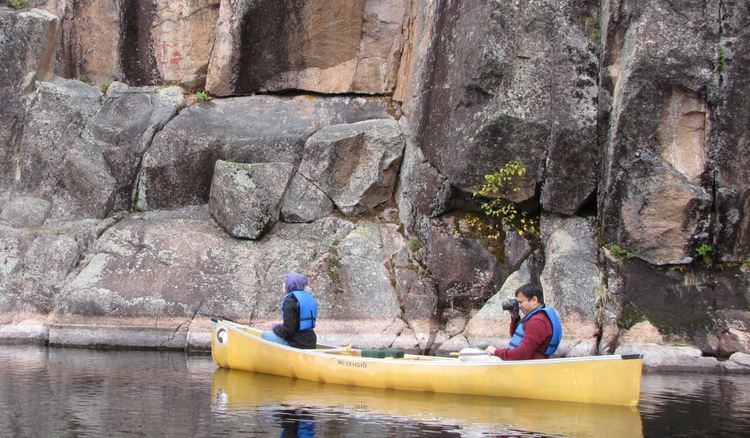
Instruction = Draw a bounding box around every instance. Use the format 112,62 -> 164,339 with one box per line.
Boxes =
282,291 -> 318,331
507,306 -> 563,356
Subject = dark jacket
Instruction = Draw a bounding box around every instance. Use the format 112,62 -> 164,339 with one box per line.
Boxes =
273,295 -> 317,349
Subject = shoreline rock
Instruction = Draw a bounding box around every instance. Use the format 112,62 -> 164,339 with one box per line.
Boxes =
1,315 -> 748,374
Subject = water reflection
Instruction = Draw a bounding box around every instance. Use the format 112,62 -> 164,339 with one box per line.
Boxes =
211,367 -> 642,437
1,345 -> 748,437
640,374 -> 750,437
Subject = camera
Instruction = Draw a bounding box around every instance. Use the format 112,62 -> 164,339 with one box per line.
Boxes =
501,298 -> 519,314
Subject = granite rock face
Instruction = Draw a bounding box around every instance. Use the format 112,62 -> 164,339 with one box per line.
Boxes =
68,83 -> 184,215
135,95 -> 391,211
603,255 -> 749,356
51,207 -> 417,348
281,173 -> 335,223
58,0 -> 220,89
598,0 -> 718,265
396,120 -> 453,234
15,79 -> 102,199
151,0 -> 221,89
298,119 -> 405,216
208,160 -> 294,239
12,80 -> 183,220
0,9 -> 59,188
0,1 -> 746,365
409,0 -> 599,213
206,0 -> 408,95
58,0 -> 124,84
712,1 -> 750,262
464,261 -> 532,347
0,226 -> 79,314
540,215 -> 601,339
0,195 -> 51,228
423,216 -> 504,311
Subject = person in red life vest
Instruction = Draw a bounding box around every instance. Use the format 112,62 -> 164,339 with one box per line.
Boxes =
485,283 -> 562,360
260,272 -> 318,349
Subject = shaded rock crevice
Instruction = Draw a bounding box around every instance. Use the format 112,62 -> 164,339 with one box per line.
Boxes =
120,0 -> 160,86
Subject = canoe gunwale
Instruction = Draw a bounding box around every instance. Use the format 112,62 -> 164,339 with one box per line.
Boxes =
213,318 -> 641,367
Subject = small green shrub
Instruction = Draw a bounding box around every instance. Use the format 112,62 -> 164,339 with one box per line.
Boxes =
99,81 -> 112,94
410,238 -> 424,252
606,243 -> 636,261
716,49 -> 727,73
195,90 -> 213,102
696,244 -> 714,266
77,74 -> 91,84
584,16 -> 601,47
326,250 -> 341,284
9,0 -> 27,10
472,160 -> 539,238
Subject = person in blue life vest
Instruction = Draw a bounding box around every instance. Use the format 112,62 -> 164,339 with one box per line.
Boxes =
261,272 -> 318,349
485,283 -> 563,360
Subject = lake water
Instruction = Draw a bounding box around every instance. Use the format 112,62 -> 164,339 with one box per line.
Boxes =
0,345 -> 748,437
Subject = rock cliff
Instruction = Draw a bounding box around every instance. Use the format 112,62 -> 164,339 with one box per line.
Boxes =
0,0 -> 748,372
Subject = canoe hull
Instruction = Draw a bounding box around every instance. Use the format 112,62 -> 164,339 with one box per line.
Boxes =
211,319 -> 642,406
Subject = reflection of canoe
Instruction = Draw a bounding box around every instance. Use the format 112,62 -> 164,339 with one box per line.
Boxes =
211,367 -> 643,438
210,318 -> 643,406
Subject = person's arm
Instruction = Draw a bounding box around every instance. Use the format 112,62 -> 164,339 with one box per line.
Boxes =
485,312 -> 521,356
508,313 -> 521,336
273,297 -> 299,339
494,316 -> 549,360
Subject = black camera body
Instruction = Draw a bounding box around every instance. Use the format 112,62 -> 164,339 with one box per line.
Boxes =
501,298 -> 519,314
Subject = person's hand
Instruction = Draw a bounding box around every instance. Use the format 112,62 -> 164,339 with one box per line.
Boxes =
485,345 -> 497,355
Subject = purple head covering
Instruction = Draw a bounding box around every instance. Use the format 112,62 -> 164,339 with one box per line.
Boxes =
284,272 -> 308,293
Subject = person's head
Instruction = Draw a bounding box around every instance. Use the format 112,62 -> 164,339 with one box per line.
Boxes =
284,272 -> 308,294
514,284 -> 544,315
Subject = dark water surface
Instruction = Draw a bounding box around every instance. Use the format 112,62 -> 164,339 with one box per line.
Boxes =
0,346 -> 748,437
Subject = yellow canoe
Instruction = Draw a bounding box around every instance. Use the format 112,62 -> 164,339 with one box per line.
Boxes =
210,318 -> 643,406
211,367 -> 643,437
